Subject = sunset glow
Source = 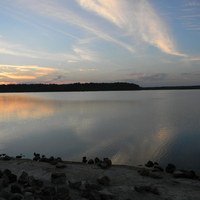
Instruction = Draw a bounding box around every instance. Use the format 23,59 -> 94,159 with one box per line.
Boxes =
0,0 -> 200,86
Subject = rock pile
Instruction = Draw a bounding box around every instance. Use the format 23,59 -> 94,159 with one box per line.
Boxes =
82,157 -> 112,169
0,166 -> 116,200
139,160 -> 199,180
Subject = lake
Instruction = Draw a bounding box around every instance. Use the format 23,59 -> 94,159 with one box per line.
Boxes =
0,90 -> 200,171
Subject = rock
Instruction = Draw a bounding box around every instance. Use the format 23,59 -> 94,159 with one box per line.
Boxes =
9,193 -> 23,200
154,165 -> 164,172
145,160 -> 154,168
149,171 -> 163,179
149,184 -> 160,195
8,174 -> 17,183
3,156 -> 11,161
11,184 -> 22,194
0,189 -> 10,199
173,171 -> 184,178
97,158 -> 112,169
80,189 -> 92,198
51,173 -> 66,184
56,162 -> 67,168
134,185 -> 148,192
94,157 -> 100,164
98,190 -> 116,199
52,194 -> 71,200
88,159 -> 94,164
89,190 -> 101,200
33,156 -> 40,161
57,185 -> 70,196
68,178 -> 82,189
97,175 -> 110,186
85,181 -> 103,191
23,195 -> 35,200
173,170 -> 198,179
103,158 -> 112,166
0,169 -> 3,178
135,184 -> 160,195
18,171 -> 29,184
138,169 -> 150,176
154,162 -> 159,165
82,156 -> 87,163
0,174 -> 9,187
3,169 -> 11,176
33,179 -> 44,188
42,186 -> 56,196
50,159 -> 59,165
57,157 -> 62,162
97,161 -> 108,169
15,156 -> 22,159
39,157 -> 50,162
166,163 -> 176,173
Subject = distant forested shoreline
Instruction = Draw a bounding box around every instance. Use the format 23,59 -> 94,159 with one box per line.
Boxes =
0,82 -> 199,93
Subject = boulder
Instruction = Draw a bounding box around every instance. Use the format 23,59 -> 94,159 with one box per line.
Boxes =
57,185 -> 70,196
0,189 -> 10,199
3,156 -> 11,161
166,163 -> 176,173
103,158 -> 112,166
138,169 -> 150,176
97,158 -> 112,169
173,171 -> 184,178
89,190 -> 101,200
96,175 -> 110,186
9,193 -> 23,200
42,186 -> 56,196
82,156 -> 87,163
85,181 -> 103,191
98,190 -> 116,200
11,184 -> 22,194
18,171 -> 29,184
153,165 -> 164,172
56,162 -> 67,168
51,173 -> 66,184
68,178 -> 82,189
134,185 -> 149,192
0,174 -> 9,187
94,157 -> 100,164
149,172 -> 163,179
145,160 -> 154,168
88,159 -> 94,164
3,169 -> 11,176
149,184 -> 160,195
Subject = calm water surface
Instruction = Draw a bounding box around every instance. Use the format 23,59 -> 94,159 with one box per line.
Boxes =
0,90 -> 200,171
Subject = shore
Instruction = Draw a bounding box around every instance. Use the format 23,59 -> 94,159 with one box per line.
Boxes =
0,158 -> 200,200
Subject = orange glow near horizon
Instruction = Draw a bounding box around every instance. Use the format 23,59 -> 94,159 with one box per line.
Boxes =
0,95 -> 59,121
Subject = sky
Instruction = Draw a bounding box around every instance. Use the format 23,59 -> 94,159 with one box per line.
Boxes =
0,0 -> 200,87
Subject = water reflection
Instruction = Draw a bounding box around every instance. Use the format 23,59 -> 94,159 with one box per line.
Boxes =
0,94 -> 60,121
0,91 -> 200,171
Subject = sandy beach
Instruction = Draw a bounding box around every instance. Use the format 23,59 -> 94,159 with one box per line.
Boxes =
0,157 -> 200,200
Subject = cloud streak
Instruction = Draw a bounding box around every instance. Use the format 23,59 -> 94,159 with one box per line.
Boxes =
0,64 -> 69,84
77,0 -> 185,56
0,38 -> 78,61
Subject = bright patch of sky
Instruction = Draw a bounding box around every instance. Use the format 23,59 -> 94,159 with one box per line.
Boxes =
0,0 -> 200,86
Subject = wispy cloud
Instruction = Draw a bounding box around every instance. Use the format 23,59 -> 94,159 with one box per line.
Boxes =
126,72 -> 168,82
0,38 -> 78,61
0,64 -> 69,84
180,1 -> 200,32
68,60 -> 78,63
77,0 -> 185,56
72,46 -> 98,61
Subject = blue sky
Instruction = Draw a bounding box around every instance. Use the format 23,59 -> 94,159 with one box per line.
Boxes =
0,0 -> 200,86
